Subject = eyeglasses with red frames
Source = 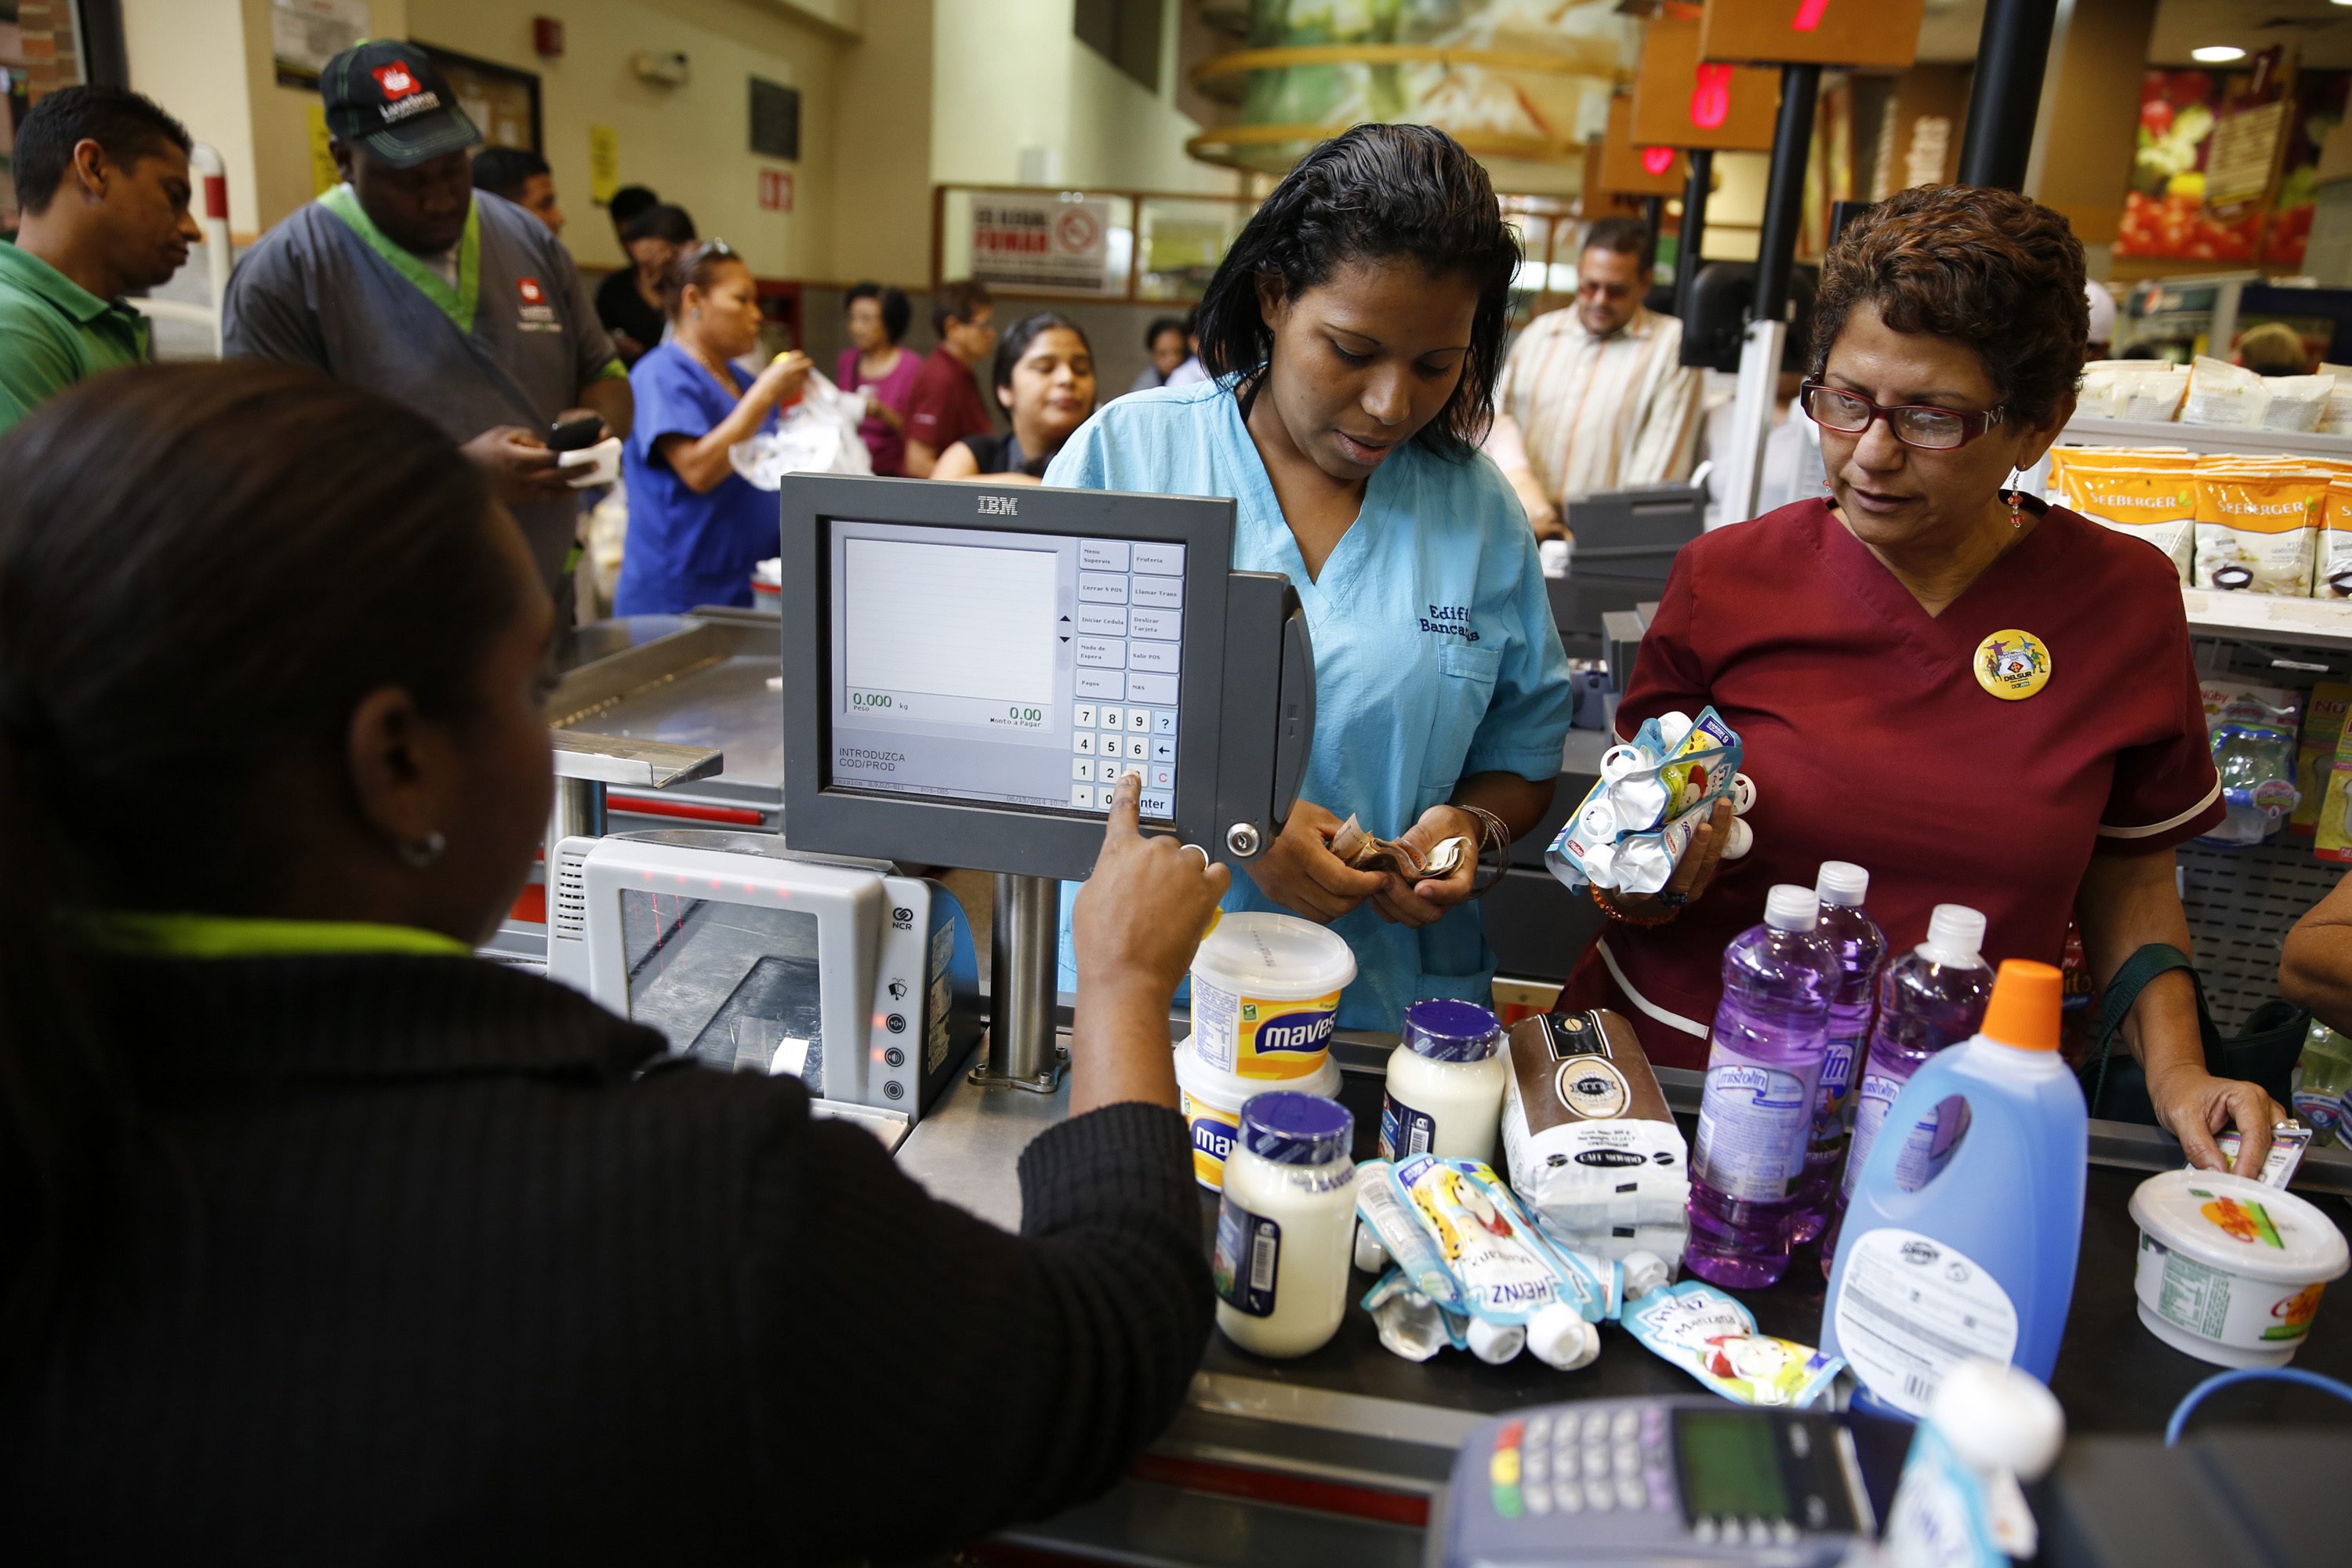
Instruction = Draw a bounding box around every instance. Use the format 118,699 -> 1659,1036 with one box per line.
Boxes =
1799,381 -> 2005,451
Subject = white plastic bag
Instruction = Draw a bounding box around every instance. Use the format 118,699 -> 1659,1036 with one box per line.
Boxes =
729,368 -> 873,488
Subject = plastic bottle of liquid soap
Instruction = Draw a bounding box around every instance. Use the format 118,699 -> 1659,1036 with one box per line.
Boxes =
1823,960 -> 2086,1420
1686,884 -> 1838,1290
1820,905 -> 1994,1269
1791,862 -> 1886,1245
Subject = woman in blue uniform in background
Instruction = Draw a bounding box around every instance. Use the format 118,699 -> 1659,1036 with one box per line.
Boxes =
1050,125 -> 1575,1029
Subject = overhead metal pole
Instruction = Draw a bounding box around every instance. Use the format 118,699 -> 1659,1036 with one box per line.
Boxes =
1956,0 -> 2060,191
1719,64 -> 1819,525
1671,148 -> 1713,325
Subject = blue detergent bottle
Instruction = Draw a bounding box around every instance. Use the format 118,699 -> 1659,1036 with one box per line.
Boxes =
1821,959 -> 2085,1421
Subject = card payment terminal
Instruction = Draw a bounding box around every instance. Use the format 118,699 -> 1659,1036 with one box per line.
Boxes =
1444,1397 -> 1904,1568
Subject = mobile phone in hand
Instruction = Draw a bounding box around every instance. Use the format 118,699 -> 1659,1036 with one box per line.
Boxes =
549,413 -> 604,452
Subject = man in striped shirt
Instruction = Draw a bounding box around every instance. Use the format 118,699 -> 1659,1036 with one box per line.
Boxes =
1483,218 -> 1704,539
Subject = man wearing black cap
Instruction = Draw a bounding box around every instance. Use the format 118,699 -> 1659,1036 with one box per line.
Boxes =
224,42 -> 630,596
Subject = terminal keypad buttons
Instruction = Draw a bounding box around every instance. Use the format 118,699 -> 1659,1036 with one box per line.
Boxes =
1065,540 -> 1184,815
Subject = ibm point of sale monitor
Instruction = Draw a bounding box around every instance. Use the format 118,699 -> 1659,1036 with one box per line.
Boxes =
780,476 -> 1315,881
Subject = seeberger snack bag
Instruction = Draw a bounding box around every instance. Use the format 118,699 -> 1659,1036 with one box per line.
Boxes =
2064,463 -> 2196,583
2194,464 -> 2325,595
2318,481 -> 2352,600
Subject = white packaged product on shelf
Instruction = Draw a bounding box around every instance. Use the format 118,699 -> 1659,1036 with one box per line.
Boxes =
2259,374 -> 2333,434
2182,357 -> 2263,429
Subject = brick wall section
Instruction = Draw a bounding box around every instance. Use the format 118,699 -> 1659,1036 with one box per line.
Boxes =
19,0 -> 84,102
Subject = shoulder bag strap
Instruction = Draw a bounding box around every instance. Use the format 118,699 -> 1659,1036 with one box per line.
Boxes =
2087,943 -> 2200,1116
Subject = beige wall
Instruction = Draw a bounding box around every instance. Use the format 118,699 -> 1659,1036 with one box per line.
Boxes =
933,0 -> 1230,197
830,0 -> 934,285
120,0 -> 263,235
408,0 -> 842,281
247,0 -> 413,239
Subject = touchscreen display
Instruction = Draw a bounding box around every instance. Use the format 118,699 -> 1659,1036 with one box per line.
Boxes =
826,520 -> 1185,823
1674,1410 -> 1793,1523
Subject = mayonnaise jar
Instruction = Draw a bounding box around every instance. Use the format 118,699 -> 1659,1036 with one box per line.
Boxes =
1214,1093 -> 1357,1358
1380,999 -> 1508,1163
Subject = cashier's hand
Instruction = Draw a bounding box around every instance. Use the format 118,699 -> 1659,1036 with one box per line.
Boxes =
2149,1063 -> 2289,1177
1075,775 -> 1231,1004
753,351 -> 814,408
460,425 -> 573,506
1245,800 -> 1388,926
1372,805 -> 1479,927
1601,797 -> 1735,923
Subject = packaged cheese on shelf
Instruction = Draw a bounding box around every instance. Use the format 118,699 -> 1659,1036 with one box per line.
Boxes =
2194,461 -> 2326,594
2183,357 -> 2264,428
2060,460 -> 2196,584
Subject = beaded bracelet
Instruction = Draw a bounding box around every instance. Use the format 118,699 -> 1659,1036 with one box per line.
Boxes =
1591,881 -> 1681,927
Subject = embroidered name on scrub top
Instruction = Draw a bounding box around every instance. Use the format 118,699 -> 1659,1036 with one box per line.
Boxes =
1974,629 -> 2051,701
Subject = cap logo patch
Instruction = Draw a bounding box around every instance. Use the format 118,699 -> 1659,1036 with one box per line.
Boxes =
373,64 -> 421,99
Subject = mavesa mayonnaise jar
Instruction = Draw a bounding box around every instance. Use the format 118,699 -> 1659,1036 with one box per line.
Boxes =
1379,999 -> 1508,1163
1178,1035 -> 1344,1191
1214,1092 -> 1358,1358
1189,913 -> 1355,1080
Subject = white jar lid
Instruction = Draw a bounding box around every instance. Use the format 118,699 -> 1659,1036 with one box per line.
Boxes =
1175,1033 -> 1342,1110
1190,911 -> 1356,1000
2128,1169 -> 2350,1286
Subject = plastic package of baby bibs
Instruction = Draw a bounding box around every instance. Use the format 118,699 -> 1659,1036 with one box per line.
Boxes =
1621,1280 -> 1843,1407
1546,708 -> 1750,895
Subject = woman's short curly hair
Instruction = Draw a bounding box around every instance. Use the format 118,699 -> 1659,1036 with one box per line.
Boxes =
1809,185 -> 2088,427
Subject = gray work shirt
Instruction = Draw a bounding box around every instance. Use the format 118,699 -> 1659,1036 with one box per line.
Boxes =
224,187 -> 622,585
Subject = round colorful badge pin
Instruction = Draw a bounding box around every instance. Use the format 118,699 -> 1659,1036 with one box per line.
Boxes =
1974,629 -> 2051,701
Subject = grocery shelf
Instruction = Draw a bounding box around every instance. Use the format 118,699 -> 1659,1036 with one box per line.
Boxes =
2060,415 -> 2352,459
2183,589 -> 2352,652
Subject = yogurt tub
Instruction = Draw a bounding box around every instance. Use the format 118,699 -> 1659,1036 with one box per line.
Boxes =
1178,1035 -> 1344,1191
2128,1168 -> 2350,1367
1189,912 -> 1356,1081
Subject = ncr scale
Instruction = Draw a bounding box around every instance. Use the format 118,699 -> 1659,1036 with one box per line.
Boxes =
549,476 -> 1314,1137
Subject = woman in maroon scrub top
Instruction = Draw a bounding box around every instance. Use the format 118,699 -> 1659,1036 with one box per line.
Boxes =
1557,186 -> 2287,1174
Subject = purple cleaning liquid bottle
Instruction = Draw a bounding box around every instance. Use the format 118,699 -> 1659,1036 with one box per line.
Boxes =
1790,862 -> 1886,1246
1686,884 -> 1838,1290
1819,904 -> 1993,1274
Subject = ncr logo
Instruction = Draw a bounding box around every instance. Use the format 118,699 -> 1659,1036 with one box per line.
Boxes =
976,494 -> 1018,517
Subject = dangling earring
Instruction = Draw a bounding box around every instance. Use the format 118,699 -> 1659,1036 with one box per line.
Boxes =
2006,489 -> 2024,530
398,831 -> 446,869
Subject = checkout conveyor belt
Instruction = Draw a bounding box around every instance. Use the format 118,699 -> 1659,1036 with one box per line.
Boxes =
894,1032 -> 2352,1568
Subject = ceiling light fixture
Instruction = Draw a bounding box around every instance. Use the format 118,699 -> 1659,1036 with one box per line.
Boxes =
2190,45 -> 2248,63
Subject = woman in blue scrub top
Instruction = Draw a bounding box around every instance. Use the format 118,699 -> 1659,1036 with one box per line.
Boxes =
1049,125 -> 1576,1029
616,241 -> 811,614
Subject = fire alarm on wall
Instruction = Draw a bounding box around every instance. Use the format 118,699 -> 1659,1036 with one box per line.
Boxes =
533,16 -> 564,57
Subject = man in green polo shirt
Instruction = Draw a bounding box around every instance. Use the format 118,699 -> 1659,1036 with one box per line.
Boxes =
0,85 -> 201,436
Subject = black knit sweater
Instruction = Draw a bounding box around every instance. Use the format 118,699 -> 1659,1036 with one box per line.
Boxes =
1,954 -> 1211,1563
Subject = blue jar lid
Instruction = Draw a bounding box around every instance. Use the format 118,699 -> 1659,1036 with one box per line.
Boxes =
1236,1091 -> 1352,1165
1401,998 -> 1503,1063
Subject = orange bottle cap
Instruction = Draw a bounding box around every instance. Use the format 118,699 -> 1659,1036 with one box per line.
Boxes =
1980,959 -> 2063,1052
